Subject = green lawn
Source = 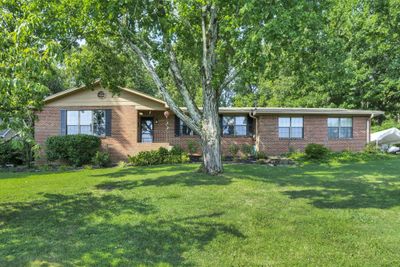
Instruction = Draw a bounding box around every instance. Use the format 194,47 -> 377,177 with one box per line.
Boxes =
1,158 -> 400,266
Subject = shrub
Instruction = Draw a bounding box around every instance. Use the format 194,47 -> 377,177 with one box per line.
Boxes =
45,135 -> 101,166
128,147 -> 189,166
158,147 -> 169,162
117,160 -> 128,168
92,151 -> 112,167
0,141 -> 24,166
364,143 -> 381,154
228,144 -> 239,157
170,145 -> 184,156
187,140 -> 199,155
128,150 -> 161,166
241,144 -> 254,156
181,153 -> 190,163
255,151 -> 267,160
304,143 -> 329,159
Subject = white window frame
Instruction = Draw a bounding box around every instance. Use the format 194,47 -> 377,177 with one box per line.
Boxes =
66,110 -> 106,136
328,117 -> 353,139
278,117 -> 304,139
222,116 -> 249,137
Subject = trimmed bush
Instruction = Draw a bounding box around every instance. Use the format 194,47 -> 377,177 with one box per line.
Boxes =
45,135 -> 101,166
305,143 -> 329,159
92,151 -> 112,167
128,147 -> 189,166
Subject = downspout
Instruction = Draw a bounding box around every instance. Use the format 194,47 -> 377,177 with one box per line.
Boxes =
249,108 -> 258,152
369,113 -> 379,148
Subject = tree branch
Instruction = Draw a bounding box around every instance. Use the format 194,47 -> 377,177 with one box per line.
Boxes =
207,5 -> 218,67
201,4 -> 218,90
218,68 -> 239,94
124,39 -> 201,134
159,29 -> 202,123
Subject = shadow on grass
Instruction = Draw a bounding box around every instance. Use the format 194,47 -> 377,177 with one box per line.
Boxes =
0,192 -> 244,266
96,171 -> 232,191
92,164 -> 199,178
94,159 -> 400,209
226,159 -> 400,209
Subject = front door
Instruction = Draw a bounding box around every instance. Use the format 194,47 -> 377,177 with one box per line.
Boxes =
140,117 -> 153,143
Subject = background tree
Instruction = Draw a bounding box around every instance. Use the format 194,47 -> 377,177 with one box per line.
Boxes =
232,0 -> 400,122
0,0 -> 59,166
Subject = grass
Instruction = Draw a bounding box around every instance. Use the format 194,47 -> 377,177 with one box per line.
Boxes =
1,158 -> 400,266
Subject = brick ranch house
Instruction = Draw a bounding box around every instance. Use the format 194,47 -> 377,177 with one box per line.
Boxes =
35,82 -> 383,162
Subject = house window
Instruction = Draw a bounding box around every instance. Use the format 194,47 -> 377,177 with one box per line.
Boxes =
278,117 -> 303,139
328,118 -> 353,139
222,116 -> 248,136
67,110 -> 106,136
179,118 -> 195,136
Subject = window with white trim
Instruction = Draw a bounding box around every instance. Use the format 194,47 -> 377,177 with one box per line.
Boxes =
328,118 -> 352,139
278,117 -> 303,139
67,110 -> 106,136
222,116 -> 248,136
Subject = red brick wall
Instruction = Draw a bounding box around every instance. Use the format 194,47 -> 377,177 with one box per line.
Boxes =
257,115 -> 369,155
35,106 -> 170,163
162,115 -> 254,155
36,107 -> 370,163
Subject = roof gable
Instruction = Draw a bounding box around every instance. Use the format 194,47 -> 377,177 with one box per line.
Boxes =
44,82 -> 166,110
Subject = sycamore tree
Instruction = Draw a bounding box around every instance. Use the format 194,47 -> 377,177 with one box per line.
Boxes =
42,0 -> 273,174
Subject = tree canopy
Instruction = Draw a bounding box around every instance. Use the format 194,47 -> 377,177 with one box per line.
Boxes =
232,0 -> 400,119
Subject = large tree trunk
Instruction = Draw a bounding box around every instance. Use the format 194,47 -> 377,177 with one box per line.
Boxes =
200,119 -> 223,175
200,84 -> 223,175
124,4 -> 225,175
201,133 -> 223,175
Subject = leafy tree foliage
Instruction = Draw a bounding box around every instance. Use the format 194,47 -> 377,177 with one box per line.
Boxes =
232,0 -> 400,121
0,0 -> 60,165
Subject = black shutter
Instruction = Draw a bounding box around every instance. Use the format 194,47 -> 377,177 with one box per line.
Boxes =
105,109 -> 112,136
60,110 -> 67,135
174,115 -> 180,137
248,116 -> 254,136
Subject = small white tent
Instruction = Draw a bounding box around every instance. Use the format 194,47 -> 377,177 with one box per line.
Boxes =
371,128 -> 400,146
